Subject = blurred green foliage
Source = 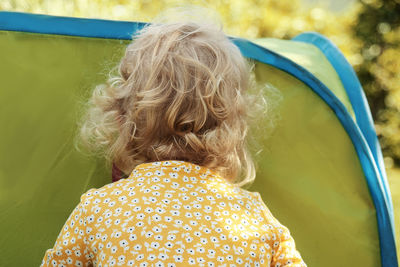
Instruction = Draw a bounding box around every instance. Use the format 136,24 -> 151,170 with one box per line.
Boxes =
2,1 -> 398,169
353,0 -> 400,167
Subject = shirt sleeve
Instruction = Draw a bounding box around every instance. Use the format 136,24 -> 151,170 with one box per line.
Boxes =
40,190 -> 94,267
271,221 -> 307,267
252,192 -> 307,267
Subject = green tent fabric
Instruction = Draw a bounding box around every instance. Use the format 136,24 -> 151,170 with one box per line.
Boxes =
0,11 -> 397,267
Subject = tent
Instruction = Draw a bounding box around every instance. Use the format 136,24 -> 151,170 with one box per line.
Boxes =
0,11 -> 397,267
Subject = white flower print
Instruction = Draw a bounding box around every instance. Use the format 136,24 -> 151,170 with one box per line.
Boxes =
158,253 -> 168,260
133,206 -> 141,212
136,254 -> 144,260
147,254 -> 157,261
165,242 -> 173,249
110,246 -> 118,253
119,240 -> 128,247
173,255 -> 183,262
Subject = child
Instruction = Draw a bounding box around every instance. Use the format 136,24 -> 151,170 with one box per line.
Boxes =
41,10 -> 306,267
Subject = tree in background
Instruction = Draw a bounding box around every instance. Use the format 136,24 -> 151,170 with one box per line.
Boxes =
353,0 -> 400,167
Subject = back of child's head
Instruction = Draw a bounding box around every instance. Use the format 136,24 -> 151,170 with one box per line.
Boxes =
77,6 -> 257,186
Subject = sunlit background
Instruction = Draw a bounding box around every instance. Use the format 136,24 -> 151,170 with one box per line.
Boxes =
1,0 -> 399,257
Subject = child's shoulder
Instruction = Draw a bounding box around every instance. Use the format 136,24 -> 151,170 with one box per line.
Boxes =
79,177 -> 132,202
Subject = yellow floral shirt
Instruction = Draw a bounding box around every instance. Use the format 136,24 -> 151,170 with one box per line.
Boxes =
41,160 -> 306,267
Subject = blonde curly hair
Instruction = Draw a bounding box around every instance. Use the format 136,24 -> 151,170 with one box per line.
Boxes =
77,17 -> 261,186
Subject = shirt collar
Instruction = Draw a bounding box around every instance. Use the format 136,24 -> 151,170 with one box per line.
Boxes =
130,160 -> 223,181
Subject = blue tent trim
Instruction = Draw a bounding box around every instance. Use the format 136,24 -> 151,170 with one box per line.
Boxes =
0,10 -> 146,39
0,10 -> 397,267
292,32 -> 394,220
